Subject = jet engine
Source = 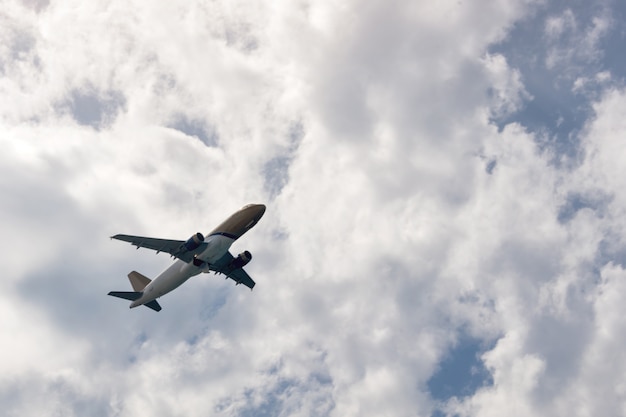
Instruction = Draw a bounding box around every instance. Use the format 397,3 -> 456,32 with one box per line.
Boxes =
229,251 -> 252,269
183,232 -> 205,251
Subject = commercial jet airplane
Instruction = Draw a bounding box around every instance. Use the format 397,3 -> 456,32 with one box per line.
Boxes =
108,204 -> 266,312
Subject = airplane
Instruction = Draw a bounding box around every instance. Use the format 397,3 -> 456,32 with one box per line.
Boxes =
108,203 -> 266,312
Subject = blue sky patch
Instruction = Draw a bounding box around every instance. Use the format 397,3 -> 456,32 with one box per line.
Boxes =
66,88 -> 126,129
169,115 -> 219,147
489,0 -> 626,160
427,336 -> 494,402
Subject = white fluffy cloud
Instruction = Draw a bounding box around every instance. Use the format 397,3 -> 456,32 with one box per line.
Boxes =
2,0 -> 626,416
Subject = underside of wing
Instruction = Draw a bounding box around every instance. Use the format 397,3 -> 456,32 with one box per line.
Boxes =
111,233 -> 207,263
210,252 -> 256,289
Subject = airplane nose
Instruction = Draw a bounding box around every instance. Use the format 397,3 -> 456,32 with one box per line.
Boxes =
242,203 -> 266,220
254,204 -> 266,219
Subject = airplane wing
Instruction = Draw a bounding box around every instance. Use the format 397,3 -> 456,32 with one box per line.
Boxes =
210,252 -> 256,289
111,234 -> 207,263
111,235 -> 256,289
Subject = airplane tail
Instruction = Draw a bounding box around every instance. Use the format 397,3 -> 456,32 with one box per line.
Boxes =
128,271 -> 151,291
107,271 -> 162,312
108,291 -> 142,301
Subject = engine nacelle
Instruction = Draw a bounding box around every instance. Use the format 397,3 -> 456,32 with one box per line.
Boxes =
183,232 -> 205,251
230,250 -> 252,269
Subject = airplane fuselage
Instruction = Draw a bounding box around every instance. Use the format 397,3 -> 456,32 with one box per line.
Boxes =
129,234 -> 232,307
126,204 -> 265,309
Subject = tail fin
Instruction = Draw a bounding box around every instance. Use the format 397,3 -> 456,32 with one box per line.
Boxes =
109,271 -> 160,312
128,271 -> 151,291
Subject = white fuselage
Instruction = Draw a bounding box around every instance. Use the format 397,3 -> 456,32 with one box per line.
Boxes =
130,234 -> 235,308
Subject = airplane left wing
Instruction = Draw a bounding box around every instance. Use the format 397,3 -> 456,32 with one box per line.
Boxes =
111,234 -> 207,263
210,252 -> 256,289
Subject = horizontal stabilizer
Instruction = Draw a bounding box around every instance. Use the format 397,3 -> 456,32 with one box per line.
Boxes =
144,300 -> 162,312
108,291 -> 162,312
108,291 -> 141,301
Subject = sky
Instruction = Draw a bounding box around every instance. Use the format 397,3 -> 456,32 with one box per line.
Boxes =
2,0 -> 626,416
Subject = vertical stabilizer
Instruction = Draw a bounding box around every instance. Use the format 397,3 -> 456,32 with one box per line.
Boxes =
128,271 -> 151,291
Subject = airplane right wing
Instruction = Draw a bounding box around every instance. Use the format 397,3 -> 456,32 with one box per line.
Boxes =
210,252 -> 256,289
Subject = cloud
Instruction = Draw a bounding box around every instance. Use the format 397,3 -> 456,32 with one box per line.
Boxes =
2,0 -> 626,416
438,86 -> 626,417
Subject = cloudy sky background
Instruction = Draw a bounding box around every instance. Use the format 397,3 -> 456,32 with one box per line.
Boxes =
2,0 -> 626,415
